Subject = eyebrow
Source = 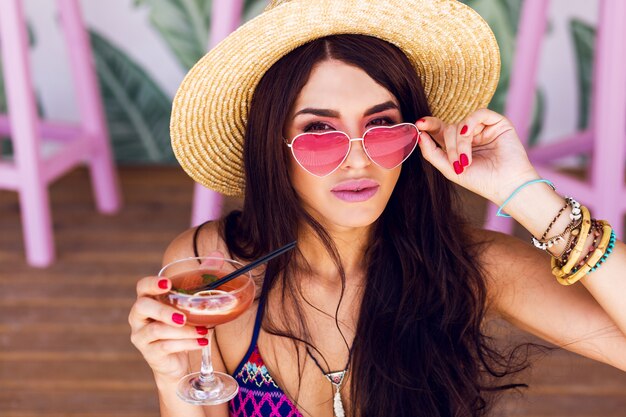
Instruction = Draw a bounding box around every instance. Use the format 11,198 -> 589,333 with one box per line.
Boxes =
293,100 -> 399,119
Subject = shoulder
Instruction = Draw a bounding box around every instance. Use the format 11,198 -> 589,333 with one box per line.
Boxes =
162,220 -> 229,268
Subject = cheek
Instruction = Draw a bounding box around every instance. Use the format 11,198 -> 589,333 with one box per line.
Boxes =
289,162 -> 325,201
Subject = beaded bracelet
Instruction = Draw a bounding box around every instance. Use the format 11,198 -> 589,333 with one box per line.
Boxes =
551,205 -> 592,278
551,201 -> 587,266
555,221 -> 614,286
590,230 -> 616,272
540,201 -> 569,240
532,197 -> 582,251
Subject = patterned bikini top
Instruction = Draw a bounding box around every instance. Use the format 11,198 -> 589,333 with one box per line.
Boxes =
229,296 -> 303,417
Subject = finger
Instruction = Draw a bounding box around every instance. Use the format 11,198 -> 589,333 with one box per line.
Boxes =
416,116 -> 447,148
149,337 -> 209,355
128,296 -> 187,332
456,124 -> 472,170
416,130 -> 456,180
442,124 -> 464,175
132,321 -> 209,347
459,108 -> 506,143
136,275 -> 171,298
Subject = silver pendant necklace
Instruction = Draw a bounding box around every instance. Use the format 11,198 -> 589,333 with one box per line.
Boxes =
307,347 -> 352,417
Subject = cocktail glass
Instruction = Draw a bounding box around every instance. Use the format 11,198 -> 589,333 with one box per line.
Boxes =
158,257 -> 255,405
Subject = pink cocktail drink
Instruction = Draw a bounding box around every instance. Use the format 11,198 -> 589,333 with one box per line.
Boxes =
160,270 -> 255,327
157,257 -> 255,405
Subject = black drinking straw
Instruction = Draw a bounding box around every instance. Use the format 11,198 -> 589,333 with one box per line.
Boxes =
191,241 -> 297,293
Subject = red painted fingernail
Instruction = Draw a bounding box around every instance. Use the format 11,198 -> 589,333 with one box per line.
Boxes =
158,279 -> 169,290
197,338 -> 209,346
460,153 -> 469,167
195,326 -> 208,335
417,118 -> 426,123
453,161 -> 463,174
460,125 -> 468,135
172,313 -> 185,325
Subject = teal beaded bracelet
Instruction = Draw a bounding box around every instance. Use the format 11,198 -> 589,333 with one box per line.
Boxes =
589,230 -> 616,273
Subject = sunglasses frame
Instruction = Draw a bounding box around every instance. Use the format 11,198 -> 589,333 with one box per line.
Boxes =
284,122 -> 421,177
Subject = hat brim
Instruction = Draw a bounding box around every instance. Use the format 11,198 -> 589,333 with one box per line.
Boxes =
170,0 -> 500,196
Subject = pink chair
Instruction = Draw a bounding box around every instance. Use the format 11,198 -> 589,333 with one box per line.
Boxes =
484,0 -> 626,238
191,0 -> 245,227
0,0 -> 122,267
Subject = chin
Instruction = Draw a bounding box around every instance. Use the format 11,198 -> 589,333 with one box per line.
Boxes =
327,207 -> 383,229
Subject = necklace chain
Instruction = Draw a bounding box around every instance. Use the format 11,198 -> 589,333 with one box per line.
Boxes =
306,346 -> 352,379
306,346 -> 352,417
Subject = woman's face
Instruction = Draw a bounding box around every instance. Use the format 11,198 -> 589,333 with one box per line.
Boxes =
284,59 -> 404,231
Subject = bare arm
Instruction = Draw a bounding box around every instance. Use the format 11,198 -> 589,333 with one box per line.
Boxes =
490,182 -> 626,371
482,220 -> 626,371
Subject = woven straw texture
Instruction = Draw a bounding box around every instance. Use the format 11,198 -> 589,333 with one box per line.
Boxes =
170,0 -> 500,196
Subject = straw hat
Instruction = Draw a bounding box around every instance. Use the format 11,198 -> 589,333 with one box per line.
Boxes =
170,0 -> 500,197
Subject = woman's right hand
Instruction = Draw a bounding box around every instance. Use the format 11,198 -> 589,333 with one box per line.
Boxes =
128,276 -> 209,381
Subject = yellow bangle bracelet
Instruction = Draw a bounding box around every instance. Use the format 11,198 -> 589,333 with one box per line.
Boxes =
556,221 -> 613,286
551,206 -> 592,278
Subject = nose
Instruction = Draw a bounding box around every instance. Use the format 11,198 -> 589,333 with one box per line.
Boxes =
341,138 -> 371,170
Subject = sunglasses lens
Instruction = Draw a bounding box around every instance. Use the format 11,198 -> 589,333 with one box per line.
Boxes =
291,132 -> 349,176
363,124 -> 419,169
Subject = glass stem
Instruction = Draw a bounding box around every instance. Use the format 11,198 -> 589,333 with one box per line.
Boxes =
198,328 -> 216,384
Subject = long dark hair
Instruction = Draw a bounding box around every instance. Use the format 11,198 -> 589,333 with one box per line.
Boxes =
222,34 -> 539,417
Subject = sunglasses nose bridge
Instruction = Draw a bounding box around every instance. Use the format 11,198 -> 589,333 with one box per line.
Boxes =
342,137 -> 372,167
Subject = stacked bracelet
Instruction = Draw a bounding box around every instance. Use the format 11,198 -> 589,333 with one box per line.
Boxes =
515,182 -> 617,286
551,205 -> 592,278
554,220 -> 614,286
531,197 -> 582,251
571,219 -> 602,272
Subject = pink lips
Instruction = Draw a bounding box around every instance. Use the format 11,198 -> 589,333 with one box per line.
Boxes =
331,179 -> 380,202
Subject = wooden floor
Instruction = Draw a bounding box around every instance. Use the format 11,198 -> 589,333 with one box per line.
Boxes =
1,166 -> 625,417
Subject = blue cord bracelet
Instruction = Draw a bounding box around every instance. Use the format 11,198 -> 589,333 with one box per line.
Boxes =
497,179 -> 556,218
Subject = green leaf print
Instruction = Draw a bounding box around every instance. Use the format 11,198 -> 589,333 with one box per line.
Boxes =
89,30 -> 174,163
136,0 -> 268,70
134,0 -> 212,70
570,19 -> 594,131
243,0 -> 268,22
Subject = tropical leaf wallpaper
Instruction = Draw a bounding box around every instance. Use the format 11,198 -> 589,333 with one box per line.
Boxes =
0,1 -> 597,163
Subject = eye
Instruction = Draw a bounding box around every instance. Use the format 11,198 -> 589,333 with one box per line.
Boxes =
303,121 -> 336,132
368,117 -> 395,126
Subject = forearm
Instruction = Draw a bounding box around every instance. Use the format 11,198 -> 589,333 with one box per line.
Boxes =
501,183 -> 626,339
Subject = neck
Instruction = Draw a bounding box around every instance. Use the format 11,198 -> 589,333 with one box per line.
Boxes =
295,221 -> 371,287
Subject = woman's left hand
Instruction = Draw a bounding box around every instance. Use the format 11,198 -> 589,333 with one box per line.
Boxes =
416,108 -> 540,205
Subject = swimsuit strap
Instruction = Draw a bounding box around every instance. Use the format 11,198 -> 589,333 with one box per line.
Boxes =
232,293 -> 266,373
192,220 -> 213,258
249,294 -> 266,356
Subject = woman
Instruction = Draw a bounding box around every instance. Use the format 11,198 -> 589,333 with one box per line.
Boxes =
128,1 -> 626,416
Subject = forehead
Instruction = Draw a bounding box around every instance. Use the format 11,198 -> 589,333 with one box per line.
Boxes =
293,60 -> 397,111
